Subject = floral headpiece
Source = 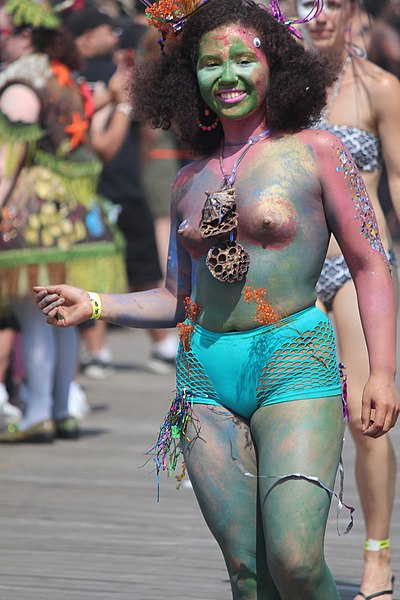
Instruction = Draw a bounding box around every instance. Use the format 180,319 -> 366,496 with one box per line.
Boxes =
5,0 -> 82,30
141,0 -> 209,38
141,0 -> 324,42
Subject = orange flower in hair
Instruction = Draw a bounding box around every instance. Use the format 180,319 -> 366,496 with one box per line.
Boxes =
144,0 -> 208,38
145,0 -> 183,34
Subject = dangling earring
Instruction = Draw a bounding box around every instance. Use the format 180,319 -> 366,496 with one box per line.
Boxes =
196,105 -> 220,132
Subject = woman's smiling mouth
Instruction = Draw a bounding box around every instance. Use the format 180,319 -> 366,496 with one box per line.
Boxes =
216,89 -> 247,104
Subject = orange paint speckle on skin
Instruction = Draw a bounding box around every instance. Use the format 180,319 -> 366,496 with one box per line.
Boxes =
242,286 -> 281,324
177,296 -> 201,352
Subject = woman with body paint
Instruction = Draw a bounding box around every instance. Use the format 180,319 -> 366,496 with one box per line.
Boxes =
298,1 -> 400,598
34,1 -> 399,598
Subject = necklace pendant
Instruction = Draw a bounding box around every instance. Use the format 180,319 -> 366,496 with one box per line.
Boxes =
206,240 -> 250,283
199,128 -> 273,283
200,187 -> 238,238
200,187 -> 250,283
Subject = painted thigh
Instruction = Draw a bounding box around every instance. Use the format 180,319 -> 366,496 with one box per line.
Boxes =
250,396 -> 344,600
182,404 -> 281,600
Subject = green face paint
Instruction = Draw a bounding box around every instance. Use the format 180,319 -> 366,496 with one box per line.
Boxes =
197,25 -> 269,121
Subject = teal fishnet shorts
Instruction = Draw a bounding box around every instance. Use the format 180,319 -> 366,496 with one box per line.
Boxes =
176,305 -> 342,420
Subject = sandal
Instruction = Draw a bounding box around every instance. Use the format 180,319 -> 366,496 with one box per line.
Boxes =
358,575 -> 394,599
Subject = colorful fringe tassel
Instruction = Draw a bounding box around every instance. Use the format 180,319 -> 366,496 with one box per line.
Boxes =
146,389 -> 201,501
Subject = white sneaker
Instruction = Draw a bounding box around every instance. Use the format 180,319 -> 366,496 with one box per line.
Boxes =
81,358 -> 115,379
80,347 -> 115,379
68,381 -> 91,420
0,383 -> 22,423
147,352 -> 175,375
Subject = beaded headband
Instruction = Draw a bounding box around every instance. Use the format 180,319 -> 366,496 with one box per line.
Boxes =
5,0 -> 79,31
141,0 -> 324,42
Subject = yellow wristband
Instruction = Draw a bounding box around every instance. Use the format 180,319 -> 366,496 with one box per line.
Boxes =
87,291 -> 101,320
364,538 -> 390,551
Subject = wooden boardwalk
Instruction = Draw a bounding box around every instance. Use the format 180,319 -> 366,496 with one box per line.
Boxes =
0,326 -> 398,600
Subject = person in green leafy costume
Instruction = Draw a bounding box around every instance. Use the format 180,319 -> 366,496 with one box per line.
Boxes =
0,0 -> 126,443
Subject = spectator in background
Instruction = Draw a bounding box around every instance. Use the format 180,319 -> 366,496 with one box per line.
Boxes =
135,13 -> 191,276
64,5 -> 124,378
0,0 -> 125,442
364,0 -> 400,241
65,5 -> 120,99
366,0 -> 400,77
298,0 -> 400,597
97,21 -> 178,373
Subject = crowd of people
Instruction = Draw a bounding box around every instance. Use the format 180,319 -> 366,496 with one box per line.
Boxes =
0,0 -> 182,430
1,1 -> 400,599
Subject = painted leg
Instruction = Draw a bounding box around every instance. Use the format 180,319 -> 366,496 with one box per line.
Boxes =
182,405 -> 281,600
333,281 -> 396,600
251,396 -> 344,600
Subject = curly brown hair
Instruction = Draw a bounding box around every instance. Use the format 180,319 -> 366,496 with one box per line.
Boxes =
132,0 -> 340,155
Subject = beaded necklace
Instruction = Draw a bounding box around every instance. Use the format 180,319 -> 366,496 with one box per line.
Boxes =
199,128 -> 273,283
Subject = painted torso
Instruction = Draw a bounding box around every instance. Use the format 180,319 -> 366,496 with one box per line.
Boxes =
174,132 -> 329,331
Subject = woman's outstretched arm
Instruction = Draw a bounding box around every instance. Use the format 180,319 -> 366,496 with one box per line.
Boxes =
313,130 -> 400,438
35,172 -> 192,329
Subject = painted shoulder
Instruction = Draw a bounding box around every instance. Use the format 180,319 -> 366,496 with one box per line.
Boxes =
296,128 -> 341,161
172,154 -> 211,193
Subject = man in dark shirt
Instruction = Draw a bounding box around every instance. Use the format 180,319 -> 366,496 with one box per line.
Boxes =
65,12 -> 176,374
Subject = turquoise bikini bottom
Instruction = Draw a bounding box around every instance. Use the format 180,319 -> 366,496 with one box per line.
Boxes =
176,305 -> 342,420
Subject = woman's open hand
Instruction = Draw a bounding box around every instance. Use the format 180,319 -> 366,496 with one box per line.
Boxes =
361,373 -> 400,437
34,285 -> 93,327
